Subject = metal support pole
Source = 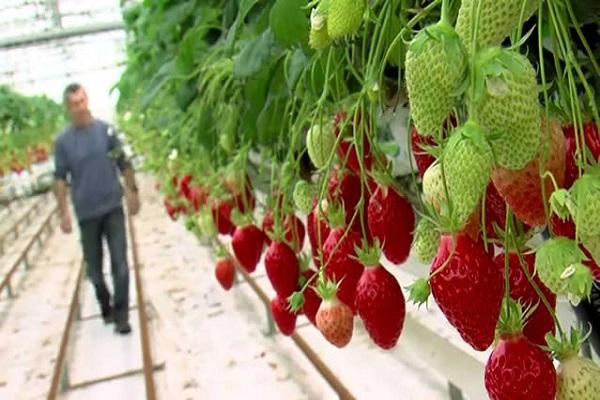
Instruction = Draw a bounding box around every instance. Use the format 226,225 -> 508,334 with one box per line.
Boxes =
5,281 -> 12,299
262,303 -> 275,337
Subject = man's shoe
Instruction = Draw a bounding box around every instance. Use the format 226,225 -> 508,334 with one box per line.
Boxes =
115,320 -> 132,335
101,306 -> 114,324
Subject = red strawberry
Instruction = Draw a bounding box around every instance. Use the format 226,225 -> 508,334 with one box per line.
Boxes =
215,258 -> 235,290
484,183 -> 508,239
307,205 -> 331,266
492,118 -> 566,227
564,134 -> 579,188
355,257 -> 406,349
178,174 -> 193,199
232,224 -> 265,273
328,168 -> 362,228
333,111 -> 375,175
322,227 -> 364,313
164,198 -> 180,221
270,296 -> 297,336
300,269 -> 321,325
211,200 -> 236,235
584,120 -> 600,160
315,281 -> 354,347
265,241 -> 300,298
367,184 -> 415,264
263,211 -> 305,252
430,232 -> 504,350
410,128 -> 437,177
484,303 -> 556,400
187,185 -> 207,211
494,252 -> 556,346
284,214 -> 305,252
227,174 -> 256,213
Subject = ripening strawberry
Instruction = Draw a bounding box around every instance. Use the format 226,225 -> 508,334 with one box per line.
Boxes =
442,120 -> 493,230
211,199 -> 236,235
178,174 -> 193,199
232,224 -> 265,273
564,134 -> 579,188
494,251 -> 556,346
405,14 -> 466,140
327,0 -> 366,40
410,128 -> 437,177
315,280 -> 354,347
456,0 -> 538,52
215,258 -> 235,291
492,118 -> 566,227
484,301 -> 556,400
164,198 -> 180,221
265,241 -> 300,298
270,296 -> 297,336
430,232 -> 503,351
367,183 -> 415,265
411,218 -> 440,264
187,185 -> 207,211
322,226 -> 364,313
355,250 -> 406,349
535,237 -> 593,303
471,48 -> 540,170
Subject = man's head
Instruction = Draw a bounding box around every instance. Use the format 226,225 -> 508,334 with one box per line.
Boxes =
63,83 -> 91,126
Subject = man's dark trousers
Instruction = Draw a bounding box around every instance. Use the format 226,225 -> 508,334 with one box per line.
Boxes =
79,206 -> 129,323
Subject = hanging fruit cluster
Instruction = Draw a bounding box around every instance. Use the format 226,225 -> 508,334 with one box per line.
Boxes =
0,86 -> 63,176
116,0 -> 600,397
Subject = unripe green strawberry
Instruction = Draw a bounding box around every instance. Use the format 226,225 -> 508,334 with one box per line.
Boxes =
570,173 -> 600,237
471,47 -> 540,169
557,355 -> 600,400
548,329 -> 600,400
306,124 -> 335,169
442,120 -> 493,230
535,237 -> 593,303
456,0 -> 538,52
411,218 -> 440,263
293,180 -> 314,214
405,19 -> 466,140
309,2 -> 331,49
422,162 -> 444,211
327,0 -> 366,40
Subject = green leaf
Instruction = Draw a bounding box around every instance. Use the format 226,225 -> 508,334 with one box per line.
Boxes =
269,0 -> 309,48
233,29 -> 277,78
380,141 -> 400,157
286,48 -> 308,91
139,60 -> 175,110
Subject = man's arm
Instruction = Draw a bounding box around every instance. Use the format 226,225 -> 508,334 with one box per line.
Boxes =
108,128 -> 140,216
53,139 -> 72,233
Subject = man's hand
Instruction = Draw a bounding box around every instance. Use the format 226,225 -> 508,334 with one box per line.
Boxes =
60,213 -> 73,234
125,189 -> 141,216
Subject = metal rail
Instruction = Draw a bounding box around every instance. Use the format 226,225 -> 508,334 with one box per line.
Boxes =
47,211 -> 158,399
233,260 -> 356,400
0,193 -> 48,255
127,212 -> 158,400
47,260 -> 84,400
0,206 -> 58,298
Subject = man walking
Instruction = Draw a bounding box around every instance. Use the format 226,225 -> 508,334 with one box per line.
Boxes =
54,83 -> 140,334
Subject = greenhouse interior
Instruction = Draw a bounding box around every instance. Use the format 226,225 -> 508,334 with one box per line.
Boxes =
0,0 -> 599,399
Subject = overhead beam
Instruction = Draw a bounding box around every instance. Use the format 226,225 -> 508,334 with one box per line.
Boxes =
0,20 -> 123,49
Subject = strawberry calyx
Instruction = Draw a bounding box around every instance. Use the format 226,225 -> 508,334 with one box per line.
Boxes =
288,291 -> 305,314
355,240 -> 381,267
496,298 -> 526,337
546,327 -> 591,361
407,277 -> 431,306
316,276 -> 340,302
327,203 -> 346,229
